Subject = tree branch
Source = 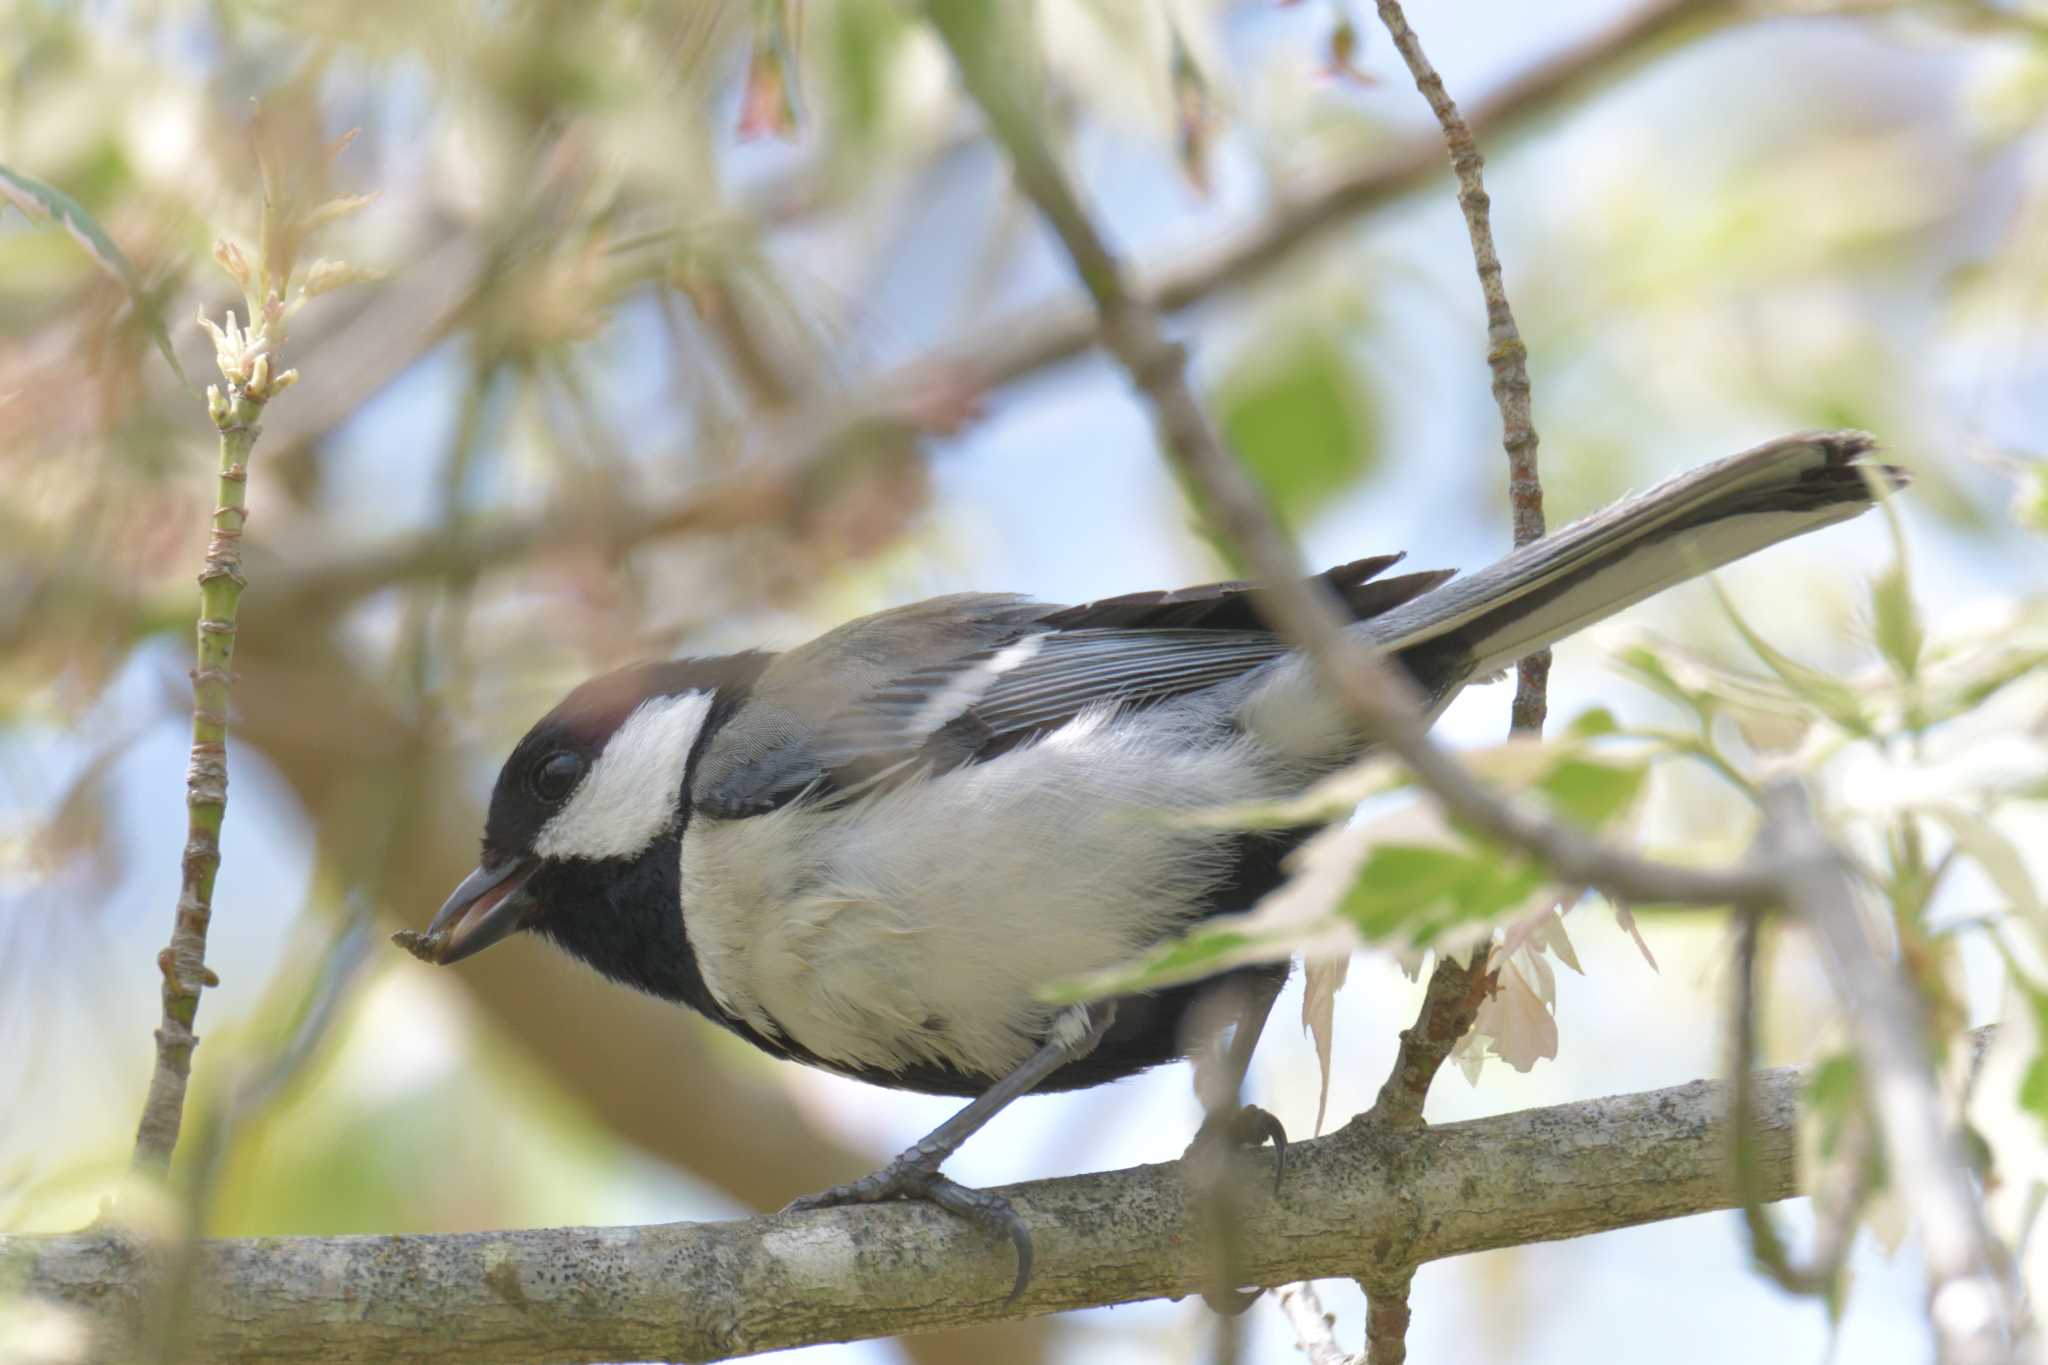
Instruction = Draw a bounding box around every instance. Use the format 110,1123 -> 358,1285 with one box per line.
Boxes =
1278,1280 -> 1357,1365
11,1056 -> 1818,1363
1761,785 -> 2026,1365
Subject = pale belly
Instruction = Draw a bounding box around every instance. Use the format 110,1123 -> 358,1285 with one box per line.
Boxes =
677,707 -> 1322,1080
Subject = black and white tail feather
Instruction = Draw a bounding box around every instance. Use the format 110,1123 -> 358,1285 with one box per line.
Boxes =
1364,428 -> 1895,681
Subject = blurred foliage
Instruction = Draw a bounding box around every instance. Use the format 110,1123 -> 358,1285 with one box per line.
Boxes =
3,0 -> 2048,1361
1091,494 -> 2048,1311
1217,321 -> 1381,527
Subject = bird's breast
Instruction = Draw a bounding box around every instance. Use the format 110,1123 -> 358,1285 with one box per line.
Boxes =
678,705 -> 1329,1082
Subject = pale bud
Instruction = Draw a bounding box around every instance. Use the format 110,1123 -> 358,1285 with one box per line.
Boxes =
212,237 -> 254,294
300,257 -> 381,298
302,192 -> 377,231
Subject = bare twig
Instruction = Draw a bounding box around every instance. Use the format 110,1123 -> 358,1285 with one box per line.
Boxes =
1279,1281 -> 1358,1365
1729,909 -> 1869,1300
130,332 -> 296,1174
1367,953 -> 1496,1129
1342,954 -> 1494,1359
13,1054 -> 1825,1362
1760,784 -> 2028,1365
1373,0 -> 1550,736
1361,1268 -> 1416,1365
1323,13 -> 1548,1344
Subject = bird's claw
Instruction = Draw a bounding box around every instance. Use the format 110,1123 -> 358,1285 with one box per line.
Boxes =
1186,1102 -> 1289,1194
785,1157 -> 1034,1304
1181,1104 -> 1289,1316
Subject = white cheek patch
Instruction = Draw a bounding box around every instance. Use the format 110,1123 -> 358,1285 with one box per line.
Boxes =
535,691 -> 714,861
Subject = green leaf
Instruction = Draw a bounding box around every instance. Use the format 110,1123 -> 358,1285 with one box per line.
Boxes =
2015,463 -> 2048,534
1534,756 -> 1647,831
1804,1050 -> 1862,1158
1338,843 -> 1546,945
1868,486 -> 1922,683
1171,753 -> 1402,830
1988,943 -> 2048,1135
1613,644 -> 1716,721
1869,559 -> 1923,683
1040,925 -> 1267,1002
1915,803 -> 2042,927
2021,1050 -> 2048,1125
0,162 -> 186,387
1216,328 -> 1378,525
1565,706 -> 1620,739
825,0 -> 909,146
1707,577 -> 1873,737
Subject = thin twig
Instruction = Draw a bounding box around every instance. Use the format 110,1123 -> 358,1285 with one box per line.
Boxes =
1366,953 -> 1496,1130
1278,1281 -> 1358,1365
1760,784 -> 2027,1365
1361,1268 -> 1416,1365
1373,0 -> 1550,737
1328,14 -> 1545,1346
1340,954 -> 1494,1361
130,368 -> 277,1174
1729,909 -> 1869,1300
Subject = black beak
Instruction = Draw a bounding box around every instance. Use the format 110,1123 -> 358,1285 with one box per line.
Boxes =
424,859 -> 540,964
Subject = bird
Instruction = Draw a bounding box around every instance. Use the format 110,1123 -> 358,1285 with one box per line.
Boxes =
407,430 -> 1898,1299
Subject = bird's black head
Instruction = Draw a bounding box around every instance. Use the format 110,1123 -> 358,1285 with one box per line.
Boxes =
421,652 -> 769,995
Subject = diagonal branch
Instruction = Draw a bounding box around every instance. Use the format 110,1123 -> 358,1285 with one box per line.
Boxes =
1760,785 -> 2026,1365
924,0 -> 1785,918
11,1055 -> 1819,1363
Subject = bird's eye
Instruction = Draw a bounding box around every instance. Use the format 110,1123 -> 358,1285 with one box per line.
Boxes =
531,751 -> 584,803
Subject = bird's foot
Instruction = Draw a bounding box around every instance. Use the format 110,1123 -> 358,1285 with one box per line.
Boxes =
785,1152 -> 1034,1303
1185,1102 -> 1289,1194
1182,1104 -> 1289,1316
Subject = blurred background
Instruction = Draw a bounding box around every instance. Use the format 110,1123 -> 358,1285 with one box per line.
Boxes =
4,1 -> 2047,1361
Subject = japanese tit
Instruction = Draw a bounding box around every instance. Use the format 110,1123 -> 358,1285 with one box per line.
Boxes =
412,430 -> 1897,1294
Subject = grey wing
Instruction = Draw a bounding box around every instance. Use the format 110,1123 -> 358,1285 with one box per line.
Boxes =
691,561 -> 1454,818
694,626 -> 1291,816
817,627 -> 1291,773
690,594 -> 1048,818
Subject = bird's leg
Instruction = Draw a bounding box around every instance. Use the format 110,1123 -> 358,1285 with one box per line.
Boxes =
1184,971 -> 1288,1182
784,1000 -> 1117,1302
1181,972 -> 1288,1317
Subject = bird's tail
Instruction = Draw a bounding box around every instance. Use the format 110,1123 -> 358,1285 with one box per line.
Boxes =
1366,430 -> 1903,682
